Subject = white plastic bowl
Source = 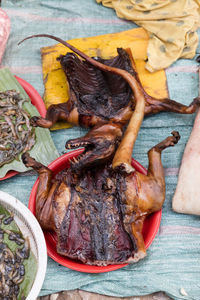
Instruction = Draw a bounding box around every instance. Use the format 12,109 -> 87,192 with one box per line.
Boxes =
0,190 -> 47,300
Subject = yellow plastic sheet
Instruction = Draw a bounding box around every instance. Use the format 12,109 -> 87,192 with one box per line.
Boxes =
41,28 -> 168,130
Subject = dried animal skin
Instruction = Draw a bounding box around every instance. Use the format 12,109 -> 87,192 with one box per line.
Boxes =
0,90 -> 35,167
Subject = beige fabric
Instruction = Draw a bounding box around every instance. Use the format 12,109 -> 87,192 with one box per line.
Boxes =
172,108 -> 200,216
97,0 -> 200,72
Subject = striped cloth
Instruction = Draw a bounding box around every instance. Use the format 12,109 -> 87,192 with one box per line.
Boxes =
1,1 -> 200,299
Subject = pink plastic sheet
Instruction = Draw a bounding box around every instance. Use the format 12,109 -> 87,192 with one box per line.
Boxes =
0,8 -> 10,64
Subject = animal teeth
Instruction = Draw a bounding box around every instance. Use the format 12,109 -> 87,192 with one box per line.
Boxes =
67,141 -> 90,148
73,157 -> 79,163
69,158 -> 74,165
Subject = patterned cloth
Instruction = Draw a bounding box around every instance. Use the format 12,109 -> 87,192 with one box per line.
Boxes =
0,1 -> 200,300
97,0 -> 200,72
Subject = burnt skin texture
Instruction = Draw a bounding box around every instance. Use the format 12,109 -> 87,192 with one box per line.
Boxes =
31,46 -> 200,130
59,48 -> 134,122
18,34 -> 200,172
22,131 -> 180,265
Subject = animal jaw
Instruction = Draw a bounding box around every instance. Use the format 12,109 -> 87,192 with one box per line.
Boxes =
65,123 -> 122,172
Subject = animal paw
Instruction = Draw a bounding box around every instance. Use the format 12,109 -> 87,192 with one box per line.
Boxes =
30,116 -> 52,128
22,152 -> 36,168
170,131 -> 181,146
193,96 -> 200,106
163,131 -> 180,148
30,116 -> 41,127
153,131 -> 180,152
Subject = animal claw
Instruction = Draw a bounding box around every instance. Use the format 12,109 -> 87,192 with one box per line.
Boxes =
21,152 -> 30,166
171,131 -> 180,145
193,96 -> 200,105
30,116 -> 40,127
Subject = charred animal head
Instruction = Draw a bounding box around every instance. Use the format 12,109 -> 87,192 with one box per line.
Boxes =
65,123 -> 122,171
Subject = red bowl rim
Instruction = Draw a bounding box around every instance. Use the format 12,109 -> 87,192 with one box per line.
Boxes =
0,76 -> 46,181
28,149 -> 162,273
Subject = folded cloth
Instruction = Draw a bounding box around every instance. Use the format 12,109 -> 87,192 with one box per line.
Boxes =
0,8 -> 10,64
97,0 -> 200,72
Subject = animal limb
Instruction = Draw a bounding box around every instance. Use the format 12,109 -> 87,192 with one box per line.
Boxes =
123,131 -> 180,258
144,95 -> 200,115
22,152 -> 55,230
144,131 -> 180,213
30,102 -> 79,128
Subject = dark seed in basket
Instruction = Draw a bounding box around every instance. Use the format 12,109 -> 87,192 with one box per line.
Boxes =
0,208 -> 30,299
3,216 -> 14,225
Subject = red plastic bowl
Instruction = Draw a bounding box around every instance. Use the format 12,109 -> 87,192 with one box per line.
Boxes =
0,76 -> 46,181
28,149 -> 162,273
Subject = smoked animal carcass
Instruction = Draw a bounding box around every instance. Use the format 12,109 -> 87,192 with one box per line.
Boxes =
19,34 -> 200,170
22,128 -> 180,265
21,40 -> 181,264
20,34 -> 198,265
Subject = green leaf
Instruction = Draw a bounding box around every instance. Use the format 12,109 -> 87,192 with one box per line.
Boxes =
18,250 -> 37,300
0,68 -> 59,178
